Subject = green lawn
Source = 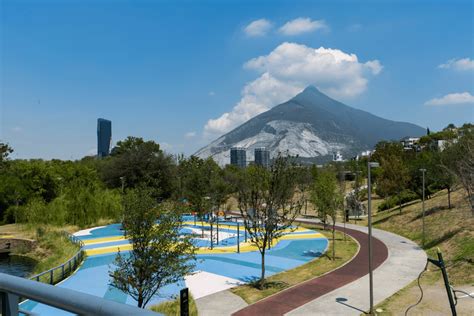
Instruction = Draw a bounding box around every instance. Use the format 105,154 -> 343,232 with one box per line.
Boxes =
231,227 -> 359,304
150,294 -> 198,316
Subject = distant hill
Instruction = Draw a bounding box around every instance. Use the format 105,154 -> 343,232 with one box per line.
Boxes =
195,86 -> 425,165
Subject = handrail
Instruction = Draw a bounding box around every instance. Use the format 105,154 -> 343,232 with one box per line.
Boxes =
0,272 -> 158,316
29,232 -> 85,285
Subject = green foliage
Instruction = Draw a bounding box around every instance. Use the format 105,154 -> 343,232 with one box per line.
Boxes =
178,156 -> 231,217
0,159 -> 122,227
109,188 -> 196,308
378,190 -> 419,211
0,142 -> 13,166
100,136 -> 176,197
311,168 -> 343,259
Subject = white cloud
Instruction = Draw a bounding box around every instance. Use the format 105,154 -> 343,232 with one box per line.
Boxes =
11,126 -> 23,133
208,91 -> 216,96
204,42 -> 382,136
425,92 -> 474,106
185,131 -> 197,139
244,19 -> 272,37
279,18 -> 327,35
438,58 -> 474,71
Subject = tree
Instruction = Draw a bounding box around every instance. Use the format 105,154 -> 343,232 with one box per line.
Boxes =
433,150 -> 456,209
100,137 -> 176,198
236,154 -> 303,288
178,156 -> 214,236
0,142 -> 13,166
373,142 -> 410,214
443,132 -> 474,214
312,169 -> 343,260
295,166 -> 313,215
110,188 -> 196,308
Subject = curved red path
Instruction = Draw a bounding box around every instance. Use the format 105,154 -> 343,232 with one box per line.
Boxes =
232,223 -> 389,316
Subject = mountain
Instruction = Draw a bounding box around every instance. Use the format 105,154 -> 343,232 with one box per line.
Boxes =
195,86 -> 425,165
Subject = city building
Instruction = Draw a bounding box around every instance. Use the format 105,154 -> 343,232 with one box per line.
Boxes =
254,147 -> 270,168
97,118 -> 112,158
400,137 -> 420,151
230,147 -> 246,168
332,151 -> 344,162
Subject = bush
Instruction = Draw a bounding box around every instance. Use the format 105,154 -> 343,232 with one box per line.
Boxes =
378,190 -> 418,211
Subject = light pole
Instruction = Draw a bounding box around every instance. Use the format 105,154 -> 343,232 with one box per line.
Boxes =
119,176 -> 125,194
367,161 -> 379,315
420,168 -> 426,247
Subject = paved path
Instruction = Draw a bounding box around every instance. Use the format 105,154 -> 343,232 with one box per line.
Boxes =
232,221 -> 389,316
196,290 -> 248,316
228,218 -> 426,316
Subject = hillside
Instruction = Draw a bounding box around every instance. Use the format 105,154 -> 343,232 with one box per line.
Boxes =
366,188 -> 473,314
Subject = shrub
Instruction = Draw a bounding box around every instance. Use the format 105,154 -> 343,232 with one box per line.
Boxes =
378,190 -> 418,211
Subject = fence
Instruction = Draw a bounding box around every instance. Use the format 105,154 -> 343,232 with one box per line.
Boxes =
29,232 -> 85,285
0,272 -> 158,316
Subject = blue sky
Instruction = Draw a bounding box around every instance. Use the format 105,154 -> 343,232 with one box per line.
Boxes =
1,0 -> 473,160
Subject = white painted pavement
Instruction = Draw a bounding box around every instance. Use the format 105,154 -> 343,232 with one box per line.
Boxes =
185,271 -> 243,299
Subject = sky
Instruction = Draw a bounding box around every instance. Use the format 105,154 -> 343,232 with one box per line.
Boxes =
1,0 -> 473,160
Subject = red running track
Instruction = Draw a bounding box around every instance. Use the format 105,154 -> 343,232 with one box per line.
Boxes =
232,223 -> 389,316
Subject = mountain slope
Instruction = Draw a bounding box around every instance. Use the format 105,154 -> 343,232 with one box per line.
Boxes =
195,86 -> 425,165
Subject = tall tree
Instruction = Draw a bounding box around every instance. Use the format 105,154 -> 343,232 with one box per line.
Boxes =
237,155 -> 303,288
110,188 -> 196,308
312,169 -> 343,260
100,137 -> 176,198
443,131 -> 474,214
179,156 -> 213,236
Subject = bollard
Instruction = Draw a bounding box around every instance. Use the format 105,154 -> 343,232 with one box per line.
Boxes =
216,218 -> 219,245
210,223 -> 213,250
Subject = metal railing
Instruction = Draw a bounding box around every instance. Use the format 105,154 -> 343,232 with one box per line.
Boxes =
0,272 -> 158,316
29,232 -> 85,285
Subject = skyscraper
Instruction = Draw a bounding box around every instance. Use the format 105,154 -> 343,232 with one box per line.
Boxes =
254,147 -> 270,168
97,118 -> 112,158
230,147 -> 246,168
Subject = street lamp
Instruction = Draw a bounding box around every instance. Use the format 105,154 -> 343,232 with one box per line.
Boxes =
420,168 -> 427,247
367,161 -> 379,315
119,176 -> 125,194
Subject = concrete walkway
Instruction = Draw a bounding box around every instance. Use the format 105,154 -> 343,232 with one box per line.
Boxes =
196,216 -> 427,316
287,221 -> 427,315
196,289 -> 247,316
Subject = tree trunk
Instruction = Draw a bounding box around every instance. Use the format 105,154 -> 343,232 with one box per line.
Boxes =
138,293 -> 143,308
259,250 -> 266,288
398,192 -> 402,215
332,222 -> 336,260
447,187 -> 451,209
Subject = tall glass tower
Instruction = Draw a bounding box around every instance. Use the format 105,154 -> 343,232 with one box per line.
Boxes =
230,147 -> 246,168
254,147 -> 270,168
97,118 -> 112,158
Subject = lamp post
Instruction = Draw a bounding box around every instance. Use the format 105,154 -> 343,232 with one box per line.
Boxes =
420,168 -> 427,247
367,161 -> 379,315
119,176 -> 125,194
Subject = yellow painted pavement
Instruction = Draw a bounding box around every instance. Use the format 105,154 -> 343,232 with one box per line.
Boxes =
84,230 -> 325,256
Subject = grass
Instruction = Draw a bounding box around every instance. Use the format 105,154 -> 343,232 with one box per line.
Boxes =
0,218 -> 114,281
150,294 -> 198,316
230,227 -> 359,304
357,188 -> 474,315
